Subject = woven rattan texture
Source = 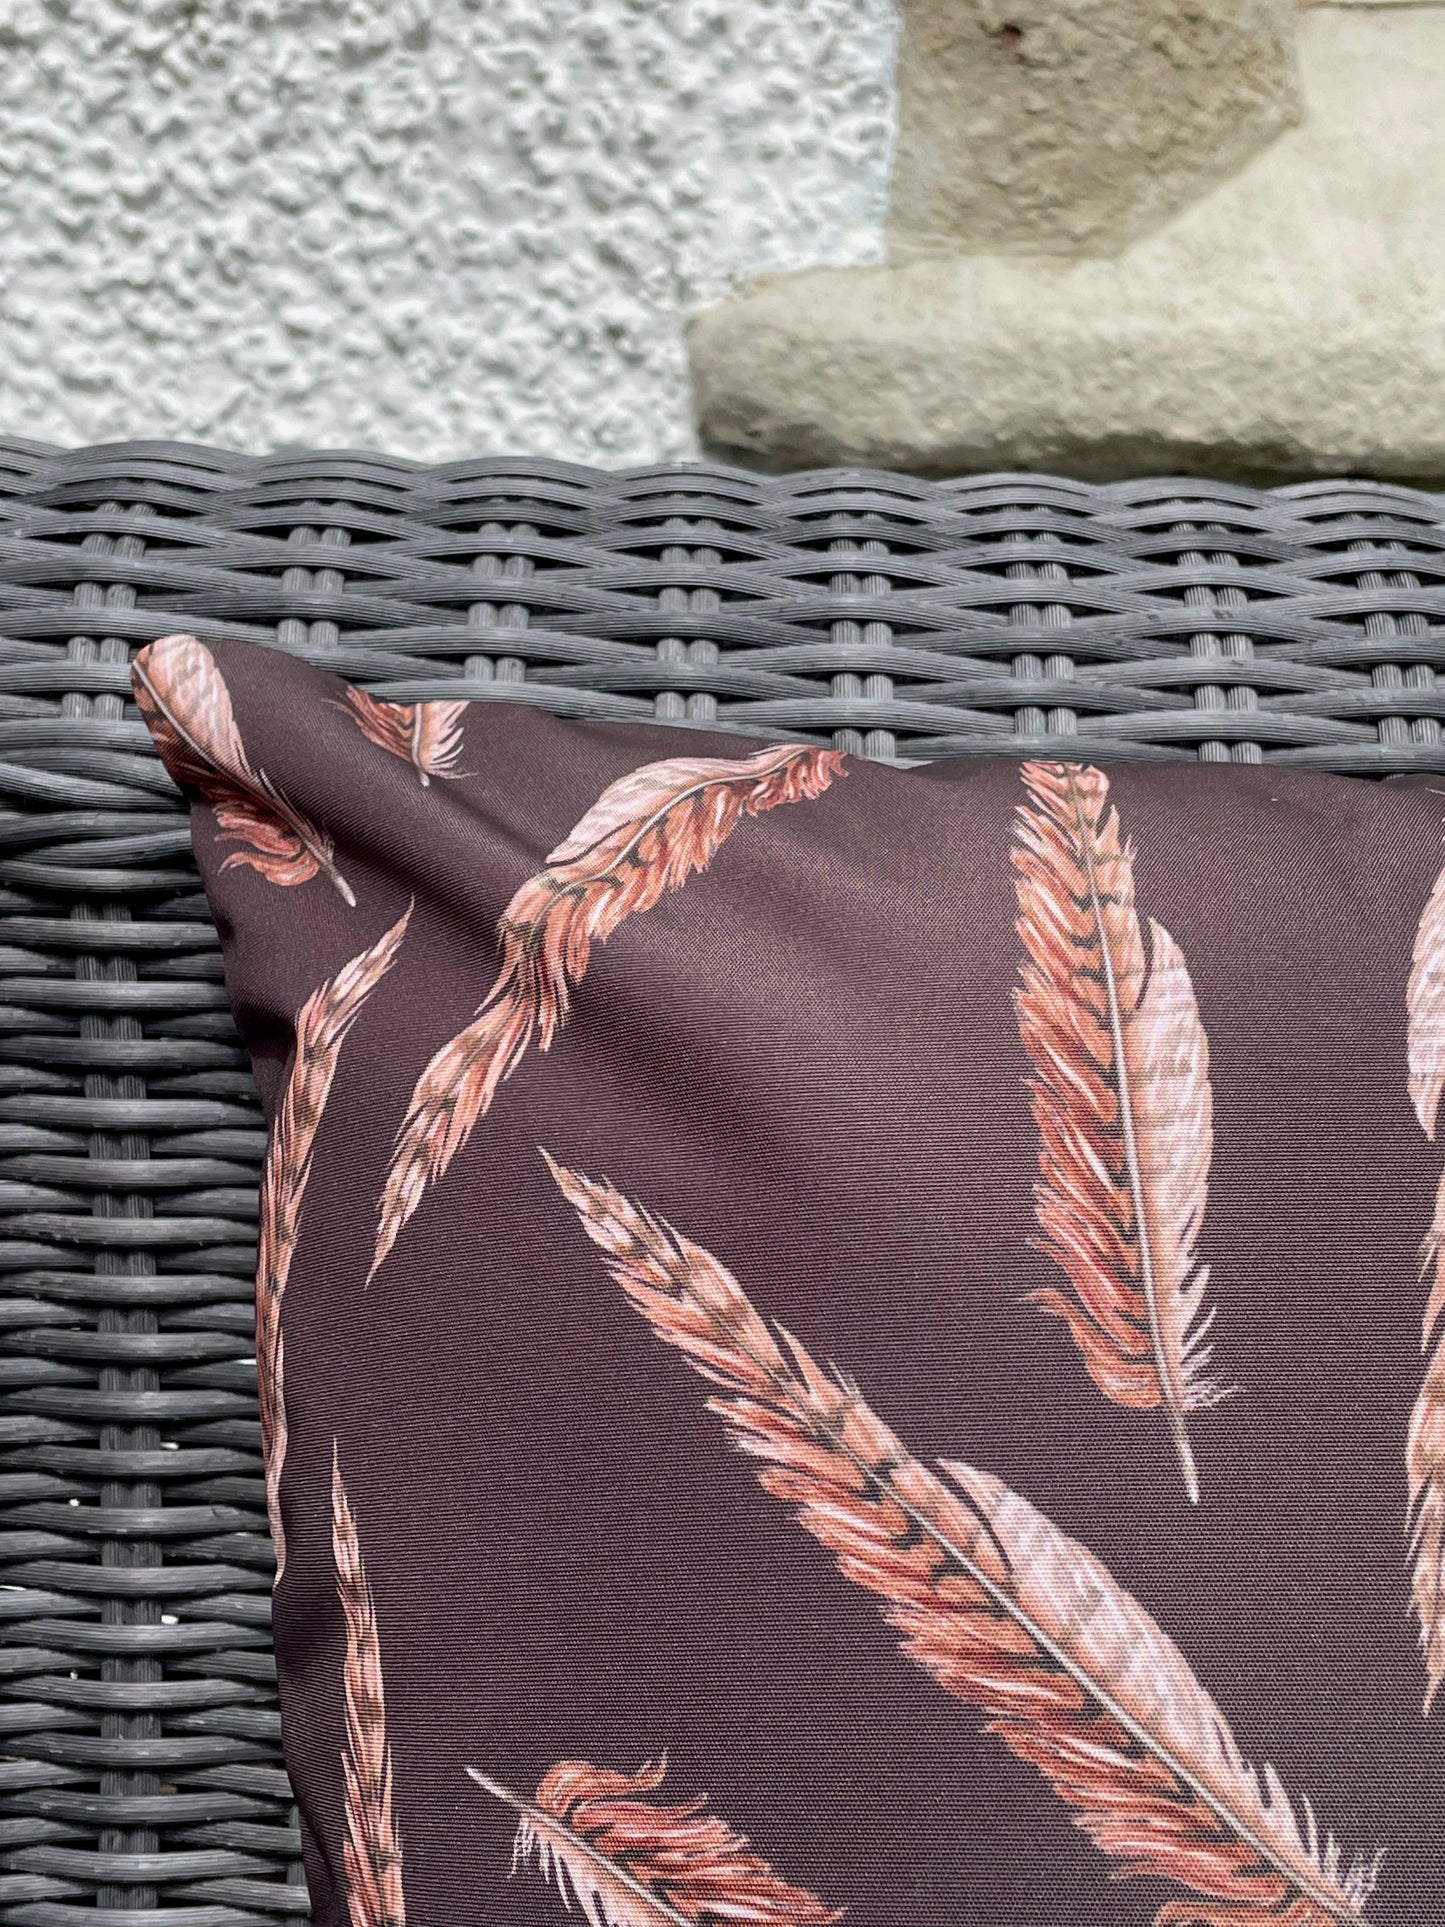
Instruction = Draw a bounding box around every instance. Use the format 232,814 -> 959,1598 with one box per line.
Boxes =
1,437 -> 1445,1926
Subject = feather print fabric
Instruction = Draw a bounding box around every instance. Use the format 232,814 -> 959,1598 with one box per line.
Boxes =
342,688 -> 469,785
132,634 -> 356,902
152,639 -> 1445,1927
1408,861 -> 1445,1140
467,1758 -> 839,1927
333,1449 -> 407,1927
1408,1299 -> 1445,1717
1013,759 -> 1221,1500
367,742 -> 844,1278
546,1156 -> 1376,1927
1408,856 -> 1445,1710
257,908 -> 410,1581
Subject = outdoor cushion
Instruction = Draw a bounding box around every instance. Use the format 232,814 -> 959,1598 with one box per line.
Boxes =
132,625 -> 1445,1927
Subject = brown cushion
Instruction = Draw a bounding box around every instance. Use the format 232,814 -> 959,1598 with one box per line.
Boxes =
135,630 -> 1445,1927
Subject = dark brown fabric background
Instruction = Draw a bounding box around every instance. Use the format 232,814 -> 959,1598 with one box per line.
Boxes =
192,637 -> 1445,1927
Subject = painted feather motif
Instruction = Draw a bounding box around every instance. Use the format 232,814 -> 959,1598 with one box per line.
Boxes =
467,1757 -> 839,1927
1407,857 -> 1445,1710
342,686 -> 469,785
546,1156 -> 1377,1927
1013,758 -> 1222,1501
367,742 -> 845,1279
1407,859 -> 1445,1139
258,908 -> 410,1581
133,633 -> 356,903
1409,1254 -> 1445,1716
333,1447 -> 407,1927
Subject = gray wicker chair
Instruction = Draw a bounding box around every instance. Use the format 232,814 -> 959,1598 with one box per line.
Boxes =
1,437 -> 1444,1927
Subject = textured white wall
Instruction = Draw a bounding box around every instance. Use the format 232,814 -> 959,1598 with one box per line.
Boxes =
0,0 -> 896,464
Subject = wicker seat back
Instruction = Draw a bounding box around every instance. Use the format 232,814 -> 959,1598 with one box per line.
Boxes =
2,440 -> 1443,1926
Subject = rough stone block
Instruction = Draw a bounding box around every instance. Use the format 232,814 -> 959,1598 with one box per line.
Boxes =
691,9 -> 1445,483
891,0 -> 1301,256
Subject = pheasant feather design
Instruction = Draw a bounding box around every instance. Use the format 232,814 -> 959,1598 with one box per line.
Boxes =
1406,854 -> 1445,1709
342,687 -> 469,786
333,1448 -> 407,1927
546,1156 -> 1377,1927
1013,758 -> 1222,1500
467,1757 -> 839,1927
258,908 -> 410,1580
368,742 -> 844,1278
133,633 -> 355,903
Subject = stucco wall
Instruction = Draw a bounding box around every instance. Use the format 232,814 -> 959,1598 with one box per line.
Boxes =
0,0 -> 896,463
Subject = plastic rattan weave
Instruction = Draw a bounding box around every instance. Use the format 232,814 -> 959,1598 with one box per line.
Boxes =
1,437 -> 1444,1927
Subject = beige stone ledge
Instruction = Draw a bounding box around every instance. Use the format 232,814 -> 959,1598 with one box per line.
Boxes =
690,8 -> 1445,481
889,0 -> 1299,257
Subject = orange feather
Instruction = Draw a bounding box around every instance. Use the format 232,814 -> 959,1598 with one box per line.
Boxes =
342,687 -> 469,785
546,1156 -> 1377,1927
1408,858 -> 1445,1140
133,634 -> 355,903
1409,1261 -> 1445,1716
257,908 -> 410,1580
367,742 -> 844,1279
467,1757 -> 839,1927
1407,853 -> 1445,1710
333,1447 -> 407,1927
1013,758 -> 1222,1501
